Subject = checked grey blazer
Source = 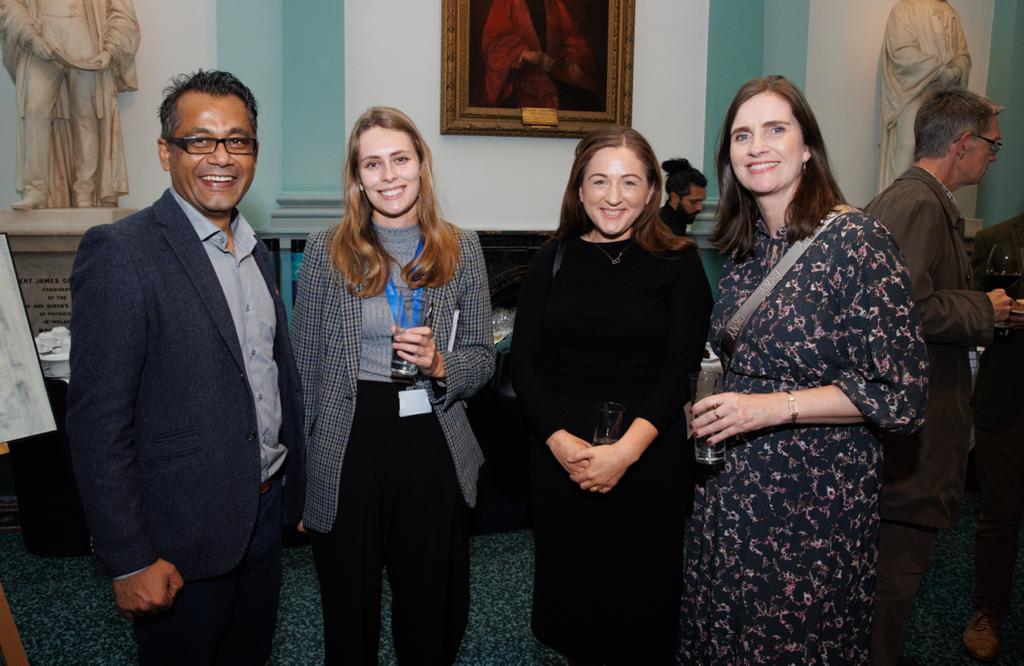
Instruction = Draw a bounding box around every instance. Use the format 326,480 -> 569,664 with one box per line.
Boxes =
292,226 -> 494,532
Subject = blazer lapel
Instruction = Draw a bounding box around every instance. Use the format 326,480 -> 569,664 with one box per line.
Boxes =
425,279 -> 456,349
253,240 -> 292,367
153,191 -> 246,373
253,240 -> 277,297
333,276 -> 361,399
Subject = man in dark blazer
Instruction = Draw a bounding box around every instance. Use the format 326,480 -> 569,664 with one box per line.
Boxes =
66,70 -> 304,664
962,212 -> 1024,661
865,88 -> 1013,665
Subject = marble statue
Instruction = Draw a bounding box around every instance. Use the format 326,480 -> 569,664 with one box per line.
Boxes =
0,0 -> 139,210
878,0 -> 970,193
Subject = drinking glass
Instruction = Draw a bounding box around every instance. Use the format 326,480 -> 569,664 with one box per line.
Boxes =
986,245 -> 1024,334
689,370 -> 724,464
592,401 -> 625,445
390,288 -> 431,384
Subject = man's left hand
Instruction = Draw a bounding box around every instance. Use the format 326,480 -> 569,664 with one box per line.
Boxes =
112,558 -> 183,619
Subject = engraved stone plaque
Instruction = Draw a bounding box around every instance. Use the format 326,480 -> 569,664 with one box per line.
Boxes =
0,208 -> 134,335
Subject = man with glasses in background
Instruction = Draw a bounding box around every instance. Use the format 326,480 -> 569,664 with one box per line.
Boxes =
866,88 -> 1012,665
67,70 -> 304,664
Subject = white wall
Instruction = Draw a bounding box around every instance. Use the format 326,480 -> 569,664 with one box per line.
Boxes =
805,0 -> 994,210
5,1 -> 998,225
344,0 -> 710,231
0,0 -> 218,210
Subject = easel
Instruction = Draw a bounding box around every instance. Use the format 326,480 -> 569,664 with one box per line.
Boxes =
0,441 -> 29,665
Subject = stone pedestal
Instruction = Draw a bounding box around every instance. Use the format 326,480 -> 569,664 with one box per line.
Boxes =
0,208 -> 134,335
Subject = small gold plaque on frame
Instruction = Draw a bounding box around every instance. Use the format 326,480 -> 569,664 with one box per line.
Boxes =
521,108 -> 559,127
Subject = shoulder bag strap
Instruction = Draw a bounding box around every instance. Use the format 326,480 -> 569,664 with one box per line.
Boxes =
719,207 -> 855,371
552,239 -> 565,280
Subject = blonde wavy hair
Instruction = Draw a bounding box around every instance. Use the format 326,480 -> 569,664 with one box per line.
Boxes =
329,106 -> 459,296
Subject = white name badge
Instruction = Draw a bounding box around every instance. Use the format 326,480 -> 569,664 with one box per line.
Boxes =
399,388 -> 432,417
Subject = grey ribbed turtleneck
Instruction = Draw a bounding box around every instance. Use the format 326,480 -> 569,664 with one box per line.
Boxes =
358,222 -> 424,382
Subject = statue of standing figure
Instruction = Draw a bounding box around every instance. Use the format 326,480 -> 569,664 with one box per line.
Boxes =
0,0 -> 140,210
878,0 -> 970,193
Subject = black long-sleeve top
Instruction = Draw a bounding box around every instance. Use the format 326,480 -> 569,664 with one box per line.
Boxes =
510,236 -> 712,442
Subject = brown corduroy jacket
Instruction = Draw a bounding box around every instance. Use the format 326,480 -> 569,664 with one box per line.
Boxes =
866,166 -> 993,528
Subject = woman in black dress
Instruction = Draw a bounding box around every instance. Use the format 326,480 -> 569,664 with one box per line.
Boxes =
510,126 -> 712,664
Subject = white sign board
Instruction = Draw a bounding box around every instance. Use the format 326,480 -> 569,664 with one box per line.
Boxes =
0,234 -> 56,442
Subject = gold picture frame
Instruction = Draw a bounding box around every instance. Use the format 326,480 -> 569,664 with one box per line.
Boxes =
441,0 -> 635,138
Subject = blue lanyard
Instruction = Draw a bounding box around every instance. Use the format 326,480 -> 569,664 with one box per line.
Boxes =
384,239 -> 424,326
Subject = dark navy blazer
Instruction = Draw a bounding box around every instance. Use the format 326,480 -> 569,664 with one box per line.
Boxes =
67,189 -> 305,580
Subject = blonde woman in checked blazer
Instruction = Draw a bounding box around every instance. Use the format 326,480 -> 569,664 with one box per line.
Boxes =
291,107 -> 493,665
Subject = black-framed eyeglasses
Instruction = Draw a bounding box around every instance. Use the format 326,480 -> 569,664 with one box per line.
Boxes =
164,136 -> 258,155
971,133 -> 1002,155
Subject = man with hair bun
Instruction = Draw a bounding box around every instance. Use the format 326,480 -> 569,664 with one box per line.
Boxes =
659,158 -> 706,236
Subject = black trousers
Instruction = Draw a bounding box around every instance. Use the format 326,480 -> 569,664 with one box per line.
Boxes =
133,479 -> 283,665
973,415 -> 1024,618
869,519 -> 939,666
310,381 -> 469,665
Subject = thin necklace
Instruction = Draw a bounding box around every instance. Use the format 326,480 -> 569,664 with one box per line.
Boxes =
593,241 -> 631,265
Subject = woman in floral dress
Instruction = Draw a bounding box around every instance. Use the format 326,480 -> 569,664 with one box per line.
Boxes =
678,76 -> 929,664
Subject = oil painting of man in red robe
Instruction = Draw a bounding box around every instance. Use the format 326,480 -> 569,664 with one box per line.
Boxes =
471,0 -> 605,112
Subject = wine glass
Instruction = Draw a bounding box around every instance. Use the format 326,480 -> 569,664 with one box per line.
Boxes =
985,245 -> 1024,332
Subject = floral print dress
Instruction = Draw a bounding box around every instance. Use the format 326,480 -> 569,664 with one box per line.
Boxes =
678,212 -> 928,665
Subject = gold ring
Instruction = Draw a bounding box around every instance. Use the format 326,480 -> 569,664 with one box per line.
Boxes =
712,406 -> 721,420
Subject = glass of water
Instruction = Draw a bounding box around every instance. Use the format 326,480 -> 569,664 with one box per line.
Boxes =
689,370 -> 724,464
592,401 -> 625,445
390,288 -> 431,384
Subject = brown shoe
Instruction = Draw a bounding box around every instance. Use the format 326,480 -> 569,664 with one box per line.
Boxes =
963,610 -> 1000,661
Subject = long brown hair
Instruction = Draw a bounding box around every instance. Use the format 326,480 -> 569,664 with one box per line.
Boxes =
329,106 -> 459,296
554,126 -> 693,252
711,75 -> 844,260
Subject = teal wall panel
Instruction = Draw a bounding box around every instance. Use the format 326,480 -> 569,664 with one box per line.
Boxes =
702,2 -> 764,293
702,1 -> 810,293
978,0 -> 1024,226
763,0 -> 809,89
282,0 -> 346,193
704,0 -> 811,198
217,0 -> 283,230
703,2 -> 764,198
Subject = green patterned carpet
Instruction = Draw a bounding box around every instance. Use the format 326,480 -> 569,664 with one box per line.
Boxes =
0,493 -> 1020,664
